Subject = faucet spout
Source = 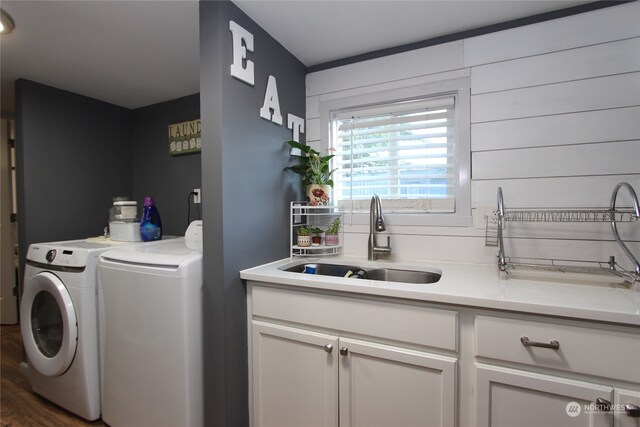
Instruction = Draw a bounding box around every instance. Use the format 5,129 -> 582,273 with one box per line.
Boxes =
374,196 -> 385,231
368,194 -> 391,260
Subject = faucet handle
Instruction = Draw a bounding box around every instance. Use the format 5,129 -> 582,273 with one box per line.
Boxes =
386,236 -> 391,248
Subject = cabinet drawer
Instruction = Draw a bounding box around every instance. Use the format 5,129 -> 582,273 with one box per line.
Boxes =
251,284 -> 458,351
475,315 -> 640,383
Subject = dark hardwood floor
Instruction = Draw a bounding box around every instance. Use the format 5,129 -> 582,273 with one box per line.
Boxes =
1,324 -> 106,427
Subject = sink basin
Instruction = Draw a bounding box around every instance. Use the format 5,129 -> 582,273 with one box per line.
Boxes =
365,268 -> 441,284
281,262 -> 441,284
282,263 -> 363,278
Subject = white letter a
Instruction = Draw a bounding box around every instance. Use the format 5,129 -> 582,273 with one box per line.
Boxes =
259,75 -> 283,125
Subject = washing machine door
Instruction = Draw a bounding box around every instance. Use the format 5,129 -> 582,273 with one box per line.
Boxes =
20,271 -> 78,376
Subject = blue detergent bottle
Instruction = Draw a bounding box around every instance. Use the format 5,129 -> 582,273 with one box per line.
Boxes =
140,196 -> 163,241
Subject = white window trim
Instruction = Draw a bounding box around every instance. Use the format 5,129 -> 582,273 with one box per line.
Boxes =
320,77 -> 471,227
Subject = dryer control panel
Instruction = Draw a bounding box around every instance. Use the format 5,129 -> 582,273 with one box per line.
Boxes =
27,245 -> 88,268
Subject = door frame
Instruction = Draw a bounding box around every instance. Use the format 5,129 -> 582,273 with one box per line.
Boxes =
1,118 -> 17,324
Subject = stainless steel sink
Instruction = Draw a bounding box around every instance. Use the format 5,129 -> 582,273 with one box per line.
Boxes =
282,263 -> 363,278
365,268 -> 441,284
281,263 -> 441,284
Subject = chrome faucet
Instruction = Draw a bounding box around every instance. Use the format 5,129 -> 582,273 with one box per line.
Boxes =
368,194 -> 391,260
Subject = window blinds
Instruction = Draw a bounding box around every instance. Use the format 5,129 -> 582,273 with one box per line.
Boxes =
333,96 -> 456,213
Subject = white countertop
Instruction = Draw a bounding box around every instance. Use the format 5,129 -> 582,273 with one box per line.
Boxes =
240,256 -> 640,326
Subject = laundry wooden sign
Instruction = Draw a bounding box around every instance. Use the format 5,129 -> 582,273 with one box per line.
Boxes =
229,20 -> 305,143
169,119 -> 201,155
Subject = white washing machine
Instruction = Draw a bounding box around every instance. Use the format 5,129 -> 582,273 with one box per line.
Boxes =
20,238 -> 134,421
98,221 -> 203,427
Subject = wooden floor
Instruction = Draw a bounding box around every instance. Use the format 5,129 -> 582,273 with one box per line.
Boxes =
1,324 -> 106,427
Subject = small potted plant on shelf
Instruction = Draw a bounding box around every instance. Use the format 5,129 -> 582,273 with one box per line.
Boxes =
284,140 -> 337,206
309,227 -> 324,245
296,226 -> 312,247
324,217 -> 340,246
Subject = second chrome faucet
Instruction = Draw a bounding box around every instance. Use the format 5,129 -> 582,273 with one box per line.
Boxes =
368,194 -> 392,260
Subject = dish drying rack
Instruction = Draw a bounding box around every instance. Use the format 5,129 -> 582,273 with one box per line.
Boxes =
486,182 -> 640,282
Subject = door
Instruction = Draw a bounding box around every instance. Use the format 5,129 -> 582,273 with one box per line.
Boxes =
1,118 -> 17,324
20,271 -> 78,376
251,321 -> 338,427
338,337 -> 457,427
476,364 -> 613,427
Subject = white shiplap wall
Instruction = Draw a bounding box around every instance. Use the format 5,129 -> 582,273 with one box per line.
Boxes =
305,2 -> 640,267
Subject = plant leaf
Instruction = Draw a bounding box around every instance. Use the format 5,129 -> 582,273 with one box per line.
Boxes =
286,140 -> 312,154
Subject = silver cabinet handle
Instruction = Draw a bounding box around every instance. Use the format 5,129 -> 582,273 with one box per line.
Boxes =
339,347 -> 349,356
520,336 -> 560,350
625,404 -> 640,417
596,398 -> 612,412
323,344 -> 333,353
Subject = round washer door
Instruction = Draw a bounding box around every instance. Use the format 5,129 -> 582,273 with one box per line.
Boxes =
20,271 -> 78,376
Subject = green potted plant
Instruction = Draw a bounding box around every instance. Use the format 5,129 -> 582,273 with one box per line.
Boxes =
308,226 -> 324,245
324,217 -> 340,246
285,140 -> 337,206
296,226 -> 312,247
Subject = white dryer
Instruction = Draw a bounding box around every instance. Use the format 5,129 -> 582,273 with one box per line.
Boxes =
20,239 -> 133,421
98,221 -> 203,427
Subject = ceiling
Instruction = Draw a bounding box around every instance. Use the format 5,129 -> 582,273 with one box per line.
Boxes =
1,0 -> 595,116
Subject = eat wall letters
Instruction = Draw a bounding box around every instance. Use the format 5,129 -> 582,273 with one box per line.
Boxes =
229,20 -> 305,142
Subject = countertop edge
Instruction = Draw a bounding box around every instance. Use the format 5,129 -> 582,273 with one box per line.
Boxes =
240,257 -> 640,327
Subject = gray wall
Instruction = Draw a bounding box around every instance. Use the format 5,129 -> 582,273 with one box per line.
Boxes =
15,79 -> 201,275
131,93 -> 201,236
199,1 -> 306,425
15,79 -> 132,269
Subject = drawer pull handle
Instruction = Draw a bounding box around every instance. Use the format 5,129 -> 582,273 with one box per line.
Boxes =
339,347 -> 349,356
324,344 -> 333,353
625,404 -> 640,418
520,336 -> 560,350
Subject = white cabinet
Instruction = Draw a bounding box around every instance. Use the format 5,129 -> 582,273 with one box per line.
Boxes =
248,285 -> 458,427
246,280 -> 640,427
476,364 -> 613,427
251,321 -> 338,427
474,314 -> 640,427
615,389 -> 640,427
339,337 -> 456,427
475,315 -> 640,383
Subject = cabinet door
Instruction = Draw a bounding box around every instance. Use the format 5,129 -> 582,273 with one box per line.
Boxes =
477,364 -> 613,427
251,321 -> 338,427
616,389 -> 640,427
338,337 -> 457,427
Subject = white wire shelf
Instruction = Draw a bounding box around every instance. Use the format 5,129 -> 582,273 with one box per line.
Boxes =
502,256 -> 635,279
291,245 -> 343,257
290,202 -> 344,258
501,208 -> 638,223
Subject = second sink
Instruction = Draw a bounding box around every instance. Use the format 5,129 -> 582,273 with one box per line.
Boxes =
365,268 -> 441,284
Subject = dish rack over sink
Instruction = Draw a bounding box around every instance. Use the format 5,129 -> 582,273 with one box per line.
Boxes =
487,182 -> 640,282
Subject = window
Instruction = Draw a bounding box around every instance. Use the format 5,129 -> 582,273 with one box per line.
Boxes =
322,78 -> 471,226
334,96 -> 456,212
